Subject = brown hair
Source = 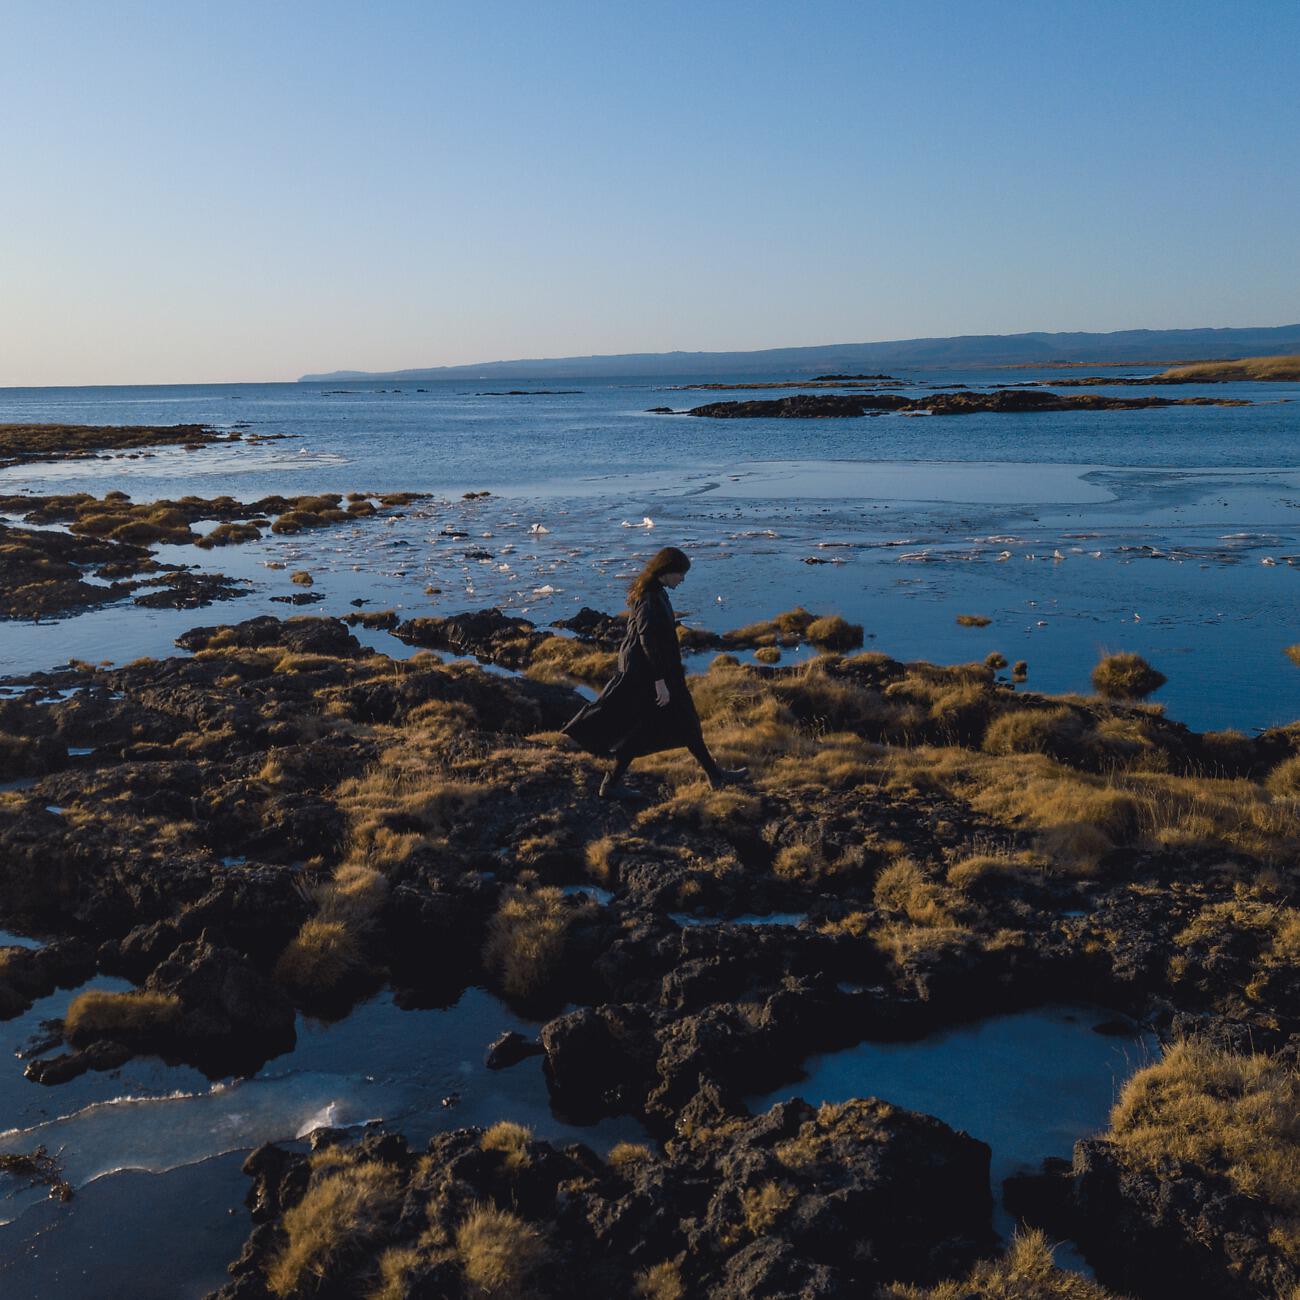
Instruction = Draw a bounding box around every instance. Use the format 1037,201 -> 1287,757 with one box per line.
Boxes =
627,546 -> 690,607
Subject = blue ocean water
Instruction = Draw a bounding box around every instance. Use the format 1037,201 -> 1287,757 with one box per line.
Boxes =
2,369 -> 1299,730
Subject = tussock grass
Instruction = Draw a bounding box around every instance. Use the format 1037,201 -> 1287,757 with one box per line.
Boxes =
455,1203 -> 547,1299
955,613 -> 991,627
195,521 -> 262,548
483,886 -> 593,1002
740,1180 -> 796,1235
1109,1041 -> 1300,1261
634,782 -> 762,835
608,1141 -> 654,1171
480,1121 -> 533,1173
882,1228 -> 1123,1298
274,917 -> 364,996
753,645 -> 781,664
774,836 -> 873,883
265,1157 -> 402,1296
724,607 -> 815,646
946,849 -> 1045,890
634,1261 -> 685,1300
804,614 -> 864,651
525,636 -> 617,687
64,990 -> 181,1046
1266,754 -> 1300,797
1092,652 -> 1166,700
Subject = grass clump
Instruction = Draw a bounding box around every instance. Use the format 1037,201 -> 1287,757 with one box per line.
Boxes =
64,989 -> 181,1046
1092,652 -> 1166,700
265,1156 -> 403,1296
1285,644 -> 1300,668
955,613 -> 991,627
983,706 -> 1088,762
455,1203 -> 547,1299
482,886 -> 592,1002
804,614 -> 864,651
1108,1041 -> 1300,1262
753,645 -> 781,664
634,1261 -> 685,1300
195,521 -> 262,548
882,1228 -> 1122,1298
273,918 -> 363,996
480,1121 -> 533,1173
740,1180 -> 796,1235
525,636 -> 617,687
608,1141 -> 654,1171
1266,754 -> 1300,797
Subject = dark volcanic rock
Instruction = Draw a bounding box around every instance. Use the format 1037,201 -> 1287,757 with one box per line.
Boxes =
132,570 -> 250,609
215,1098 -> 993,1298
484,1029 -> 544,1070
686,394 -> 910,418
175,614 -> 364,657
393,607 -> 544,665
145,937 -> 296,1074
1068,1137 -> 1300,1300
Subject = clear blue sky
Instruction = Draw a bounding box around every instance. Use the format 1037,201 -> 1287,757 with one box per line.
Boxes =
3,0 -> 1297,384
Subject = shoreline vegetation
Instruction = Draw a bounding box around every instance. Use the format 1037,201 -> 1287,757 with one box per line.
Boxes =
0,421 -> 271,469
2,598 -> 1297,1296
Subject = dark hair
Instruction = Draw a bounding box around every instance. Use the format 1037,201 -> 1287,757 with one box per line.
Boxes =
627,546 -> 690,607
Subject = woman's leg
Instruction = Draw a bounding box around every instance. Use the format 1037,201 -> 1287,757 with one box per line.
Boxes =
687,737 -> 748,788
599,754 -> 631,798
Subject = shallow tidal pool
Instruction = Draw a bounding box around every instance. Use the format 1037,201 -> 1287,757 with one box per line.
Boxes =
747,1003 -> 1157,1268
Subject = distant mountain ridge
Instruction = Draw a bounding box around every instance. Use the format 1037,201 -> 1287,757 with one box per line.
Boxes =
299,324 -> 1300,382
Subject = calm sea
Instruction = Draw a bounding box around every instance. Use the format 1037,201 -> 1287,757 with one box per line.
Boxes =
2,369 -> 1299,731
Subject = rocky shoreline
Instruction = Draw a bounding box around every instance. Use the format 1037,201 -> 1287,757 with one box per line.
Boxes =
0,421 -> 277,469
1,600 -> 1297,1297
672,391 -> 1250,418
0,489 -> 426,619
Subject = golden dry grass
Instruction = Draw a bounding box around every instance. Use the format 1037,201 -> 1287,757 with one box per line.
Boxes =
804,614 -> 863,650
1109,1041 -> 1300,1261
1160,353 -> 1300,382
265,1157 -> 403,1296
480,1121 -> 532,1173
525,636 -> 618,686
455,1203 -> 547,1299
634,1261 -> 686,1300
608,1141 -> 654,1171
63,990 -> 181,1046
273,917 -> 363,995
740,1180 -> 796,1235
881,1228 -> 1123,1298
1092,652 -> 1166,700
482,886 -> 593,1001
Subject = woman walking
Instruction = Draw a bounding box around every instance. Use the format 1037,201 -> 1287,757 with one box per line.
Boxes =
563,547 -> 747,798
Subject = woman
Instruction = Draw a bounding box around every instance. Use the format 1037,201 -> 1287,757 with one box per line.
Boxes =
563,546 -> 747,798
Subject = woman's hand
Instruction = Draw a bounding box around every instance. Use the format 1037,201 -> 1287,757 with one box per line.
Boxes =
654,679 -> 670,707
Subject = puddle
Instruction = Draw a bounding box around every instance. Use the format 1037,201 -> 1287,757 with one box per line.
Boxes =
0,780 -> 39,794
0,931 -> 44,951
746,1004 -> 1156,1269
669,911 -> 807,928
561,885 -> 614,906
0,979 -> 646,1293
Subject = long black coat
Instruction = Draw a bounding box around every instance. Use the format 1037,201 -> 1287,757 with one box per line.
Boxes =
562,584 -> 705,760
